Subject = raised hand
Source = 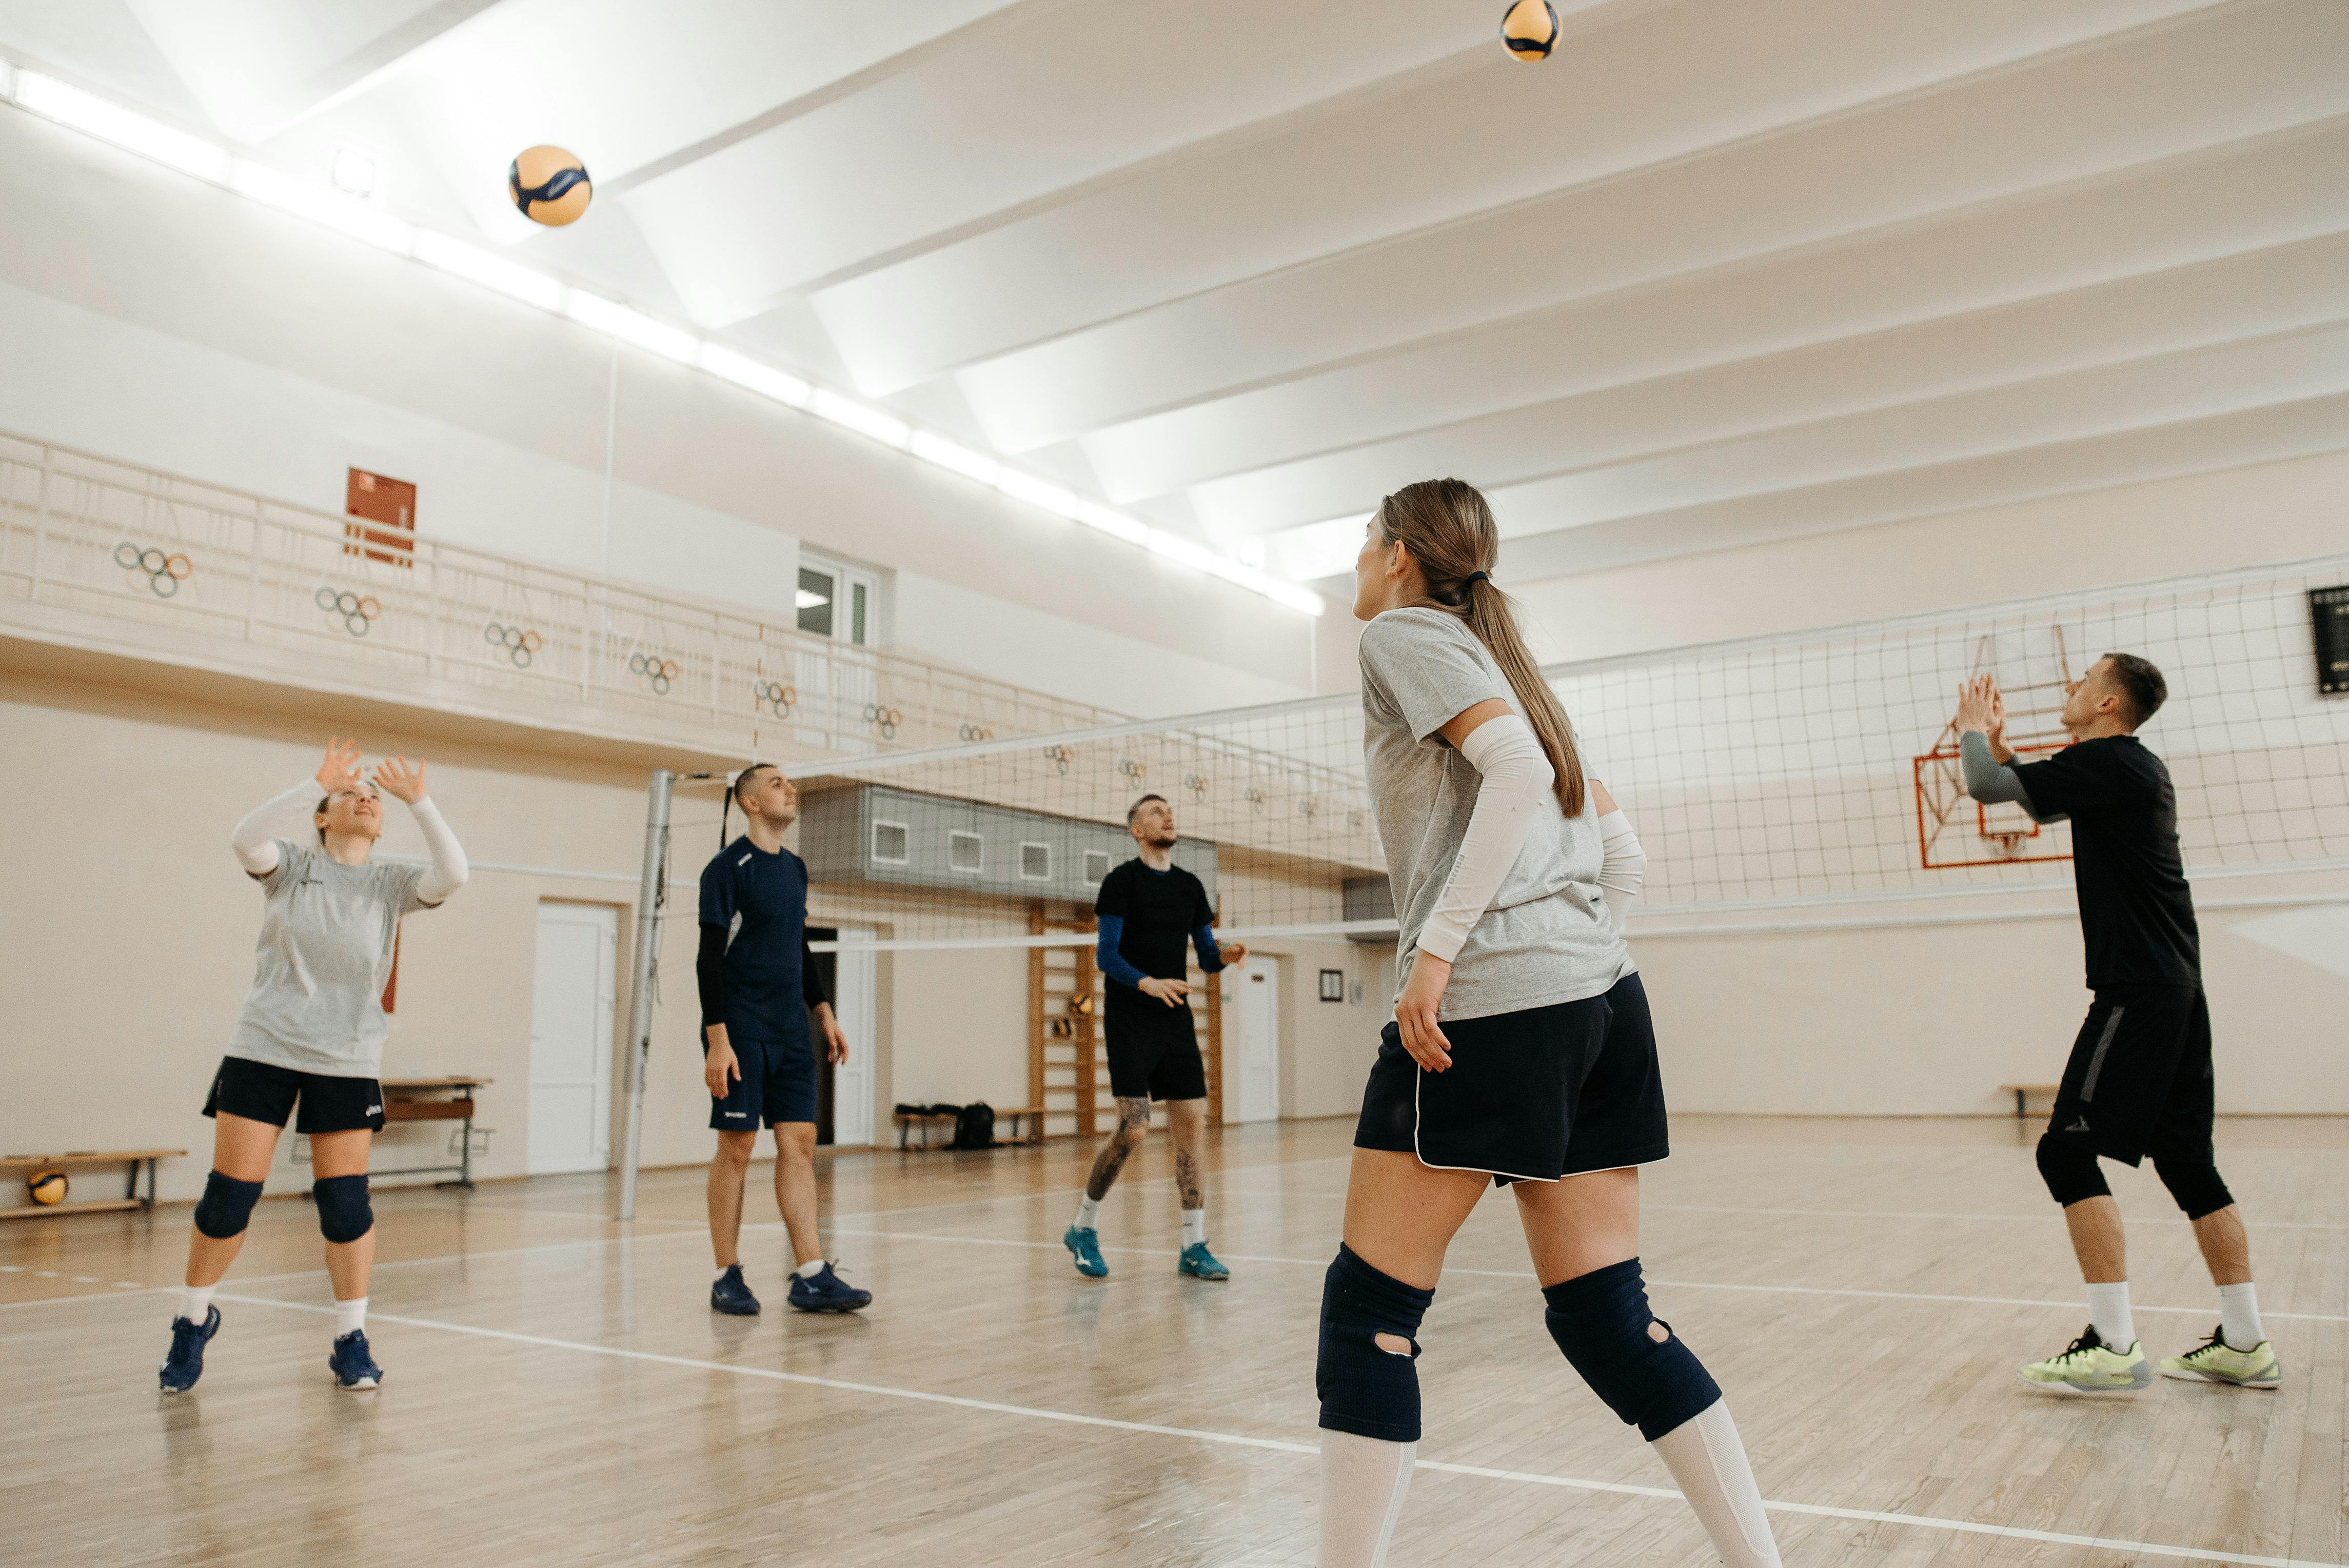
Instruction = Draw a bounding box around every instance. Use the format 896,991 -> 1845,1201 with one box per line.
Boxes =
315,737 -> 364,798
373,755 -> 428,805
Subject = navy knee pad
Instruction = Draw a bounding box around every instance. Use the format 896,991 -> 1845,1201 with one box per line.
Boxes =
1316,1243 -> 1435,1443
1542,1257 -> 1720,1442
313,1174 -> 373,1244
2035,1133 -> 2110,1207
192,1170 -> 263,1239
2151,1148 -> 2233,1221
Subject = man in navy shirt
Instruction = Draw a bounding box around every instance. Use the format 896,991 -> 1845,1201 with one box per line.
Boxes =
1960,655 -> 2275,1393
696,764 -> 871,1315
1063,793 -> 1246,1282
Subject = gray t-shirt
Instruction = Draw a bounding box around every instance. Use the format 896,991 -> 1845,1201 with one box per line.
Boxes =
227,840 -> 433,1078
1359,607 -> 1631,1021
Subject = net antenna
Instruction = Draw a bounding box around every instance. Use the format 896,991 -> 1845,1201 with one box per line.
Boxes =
1911,623 -> 2077,869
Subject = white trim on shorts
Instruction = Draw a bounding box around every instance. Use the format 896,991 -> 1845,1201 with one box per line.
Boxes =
1408,1068 -> 1670,1185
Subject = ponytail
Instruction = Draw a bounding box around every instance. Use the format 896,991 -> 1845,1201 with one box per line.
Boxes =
1375,480 -> 1586,818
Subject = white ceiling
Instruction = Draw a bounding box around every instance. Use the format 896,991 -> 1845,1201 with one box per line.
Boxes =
6,0 -> 2345,582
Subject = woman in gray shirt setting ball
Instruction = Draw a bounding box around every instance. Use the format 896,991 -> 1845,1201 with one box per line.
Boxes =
159,737 -> 468,1396
1314,480 -> 1782,1568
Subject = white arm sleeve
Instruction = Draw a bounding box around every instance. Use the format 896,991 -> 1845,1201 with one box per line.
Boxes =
1416,714 -> 1554,965
230,781 -> 318,876
407,796 -> 469,904
1595,808 -> 1646,938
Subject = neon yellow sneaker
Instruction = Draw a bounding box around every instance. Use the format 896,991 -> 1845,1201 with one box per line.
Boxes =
2017,1326 -> 2152,1393
2160,1327 -> 2281,1388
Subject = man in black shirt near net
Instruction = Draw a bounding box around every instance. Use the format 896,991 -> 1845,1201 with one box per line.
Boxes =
1959,653 -> 2279,1393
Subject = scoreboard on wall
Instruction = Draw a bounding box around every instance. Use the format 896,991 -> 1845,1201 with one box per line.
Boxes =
2315,586 -> 2349,697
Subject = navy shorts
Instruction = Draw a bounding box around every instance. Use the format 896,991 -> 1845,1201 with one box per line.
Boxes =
708,1037 -> 817,1130
1353,972 -> 1668,1185
1104,997 -> 1208,1102
204,1055 -> 385,1135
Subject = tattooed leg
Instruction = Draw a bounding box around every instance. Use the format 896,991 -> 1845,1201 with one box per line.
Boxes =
1085,1097 -> 1153,1201
1167,1097 -> 1208,1211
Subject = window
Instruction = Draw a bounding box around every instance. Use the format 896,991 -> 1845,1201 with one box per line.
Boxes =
948,830 -> 983,874
871,821 -> 909,865
797,552 -> 878,646
1019,842 -> 1051,881
1082,849 -> 1112,885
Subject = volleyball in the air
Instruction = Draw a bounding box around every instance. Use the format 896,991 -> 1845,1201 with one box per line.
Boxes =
27,1168 -> 68,1205
508,146 -> 593,227
1501,0 -> 1561,60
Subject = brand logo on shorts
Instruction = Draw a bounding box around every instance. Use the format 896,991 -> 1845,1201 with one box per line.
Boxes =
365,1104 -> 382,1115
722,1110 -> 749,1118
2066,1115 -> 2091,1133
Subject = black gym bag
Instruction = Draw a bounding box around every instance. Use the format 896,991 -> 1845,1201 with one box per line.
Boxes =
951,1102 -> 995,1150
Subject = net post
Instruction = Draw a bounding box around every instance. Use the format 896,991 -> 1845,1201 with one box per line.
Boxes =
617,768 -> 674,1222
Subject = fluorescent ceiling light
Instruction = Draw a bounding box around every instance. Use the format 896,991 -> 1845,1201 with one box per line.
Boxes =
1073,502 -> 1152,547
566,291 -> 699,363
413,230 -> 564,310
812,389 -> 910,449
329,146 -> 379,200
0,62 -> 16,101
230,160 -> 412,251
910,431 -> 999,487
15,71 -> 229,182
1270,515 -> 1372,584
995,468 -> 1084,521
794,589 -> 830,609
698,344 -> 811,408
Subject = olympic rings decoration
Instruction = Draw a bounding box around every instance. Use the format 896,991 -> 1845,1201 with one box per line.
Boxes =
482,621 -> 543,669
116,542 -> 192,598
626,651 -> 681,696
1245,786 -> 1268,814
861,702 -> 904,739
1182,772 -> 1210,802
315,585 -> 380,638
957,723 -> 996,743
1043,744 -> 1074,776
754,679 -> 797,719
1118,758 -> 1147,783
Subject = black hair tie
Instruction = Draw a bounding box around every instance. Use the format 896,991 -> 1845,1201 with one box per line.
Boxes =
1466,570 -> 1490,586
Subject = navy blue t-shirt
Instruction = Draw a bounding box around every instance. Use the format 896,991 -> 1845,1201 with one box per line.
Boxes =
699,836 -> 812,1044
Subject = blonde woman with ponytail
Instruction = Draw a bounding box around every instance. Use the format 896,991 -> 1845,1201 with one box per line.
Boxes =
1314,480 -> 1782,1568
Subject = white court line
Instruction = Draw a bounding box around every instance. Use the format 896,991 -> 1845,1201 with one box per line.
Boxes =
212,1292 -> 2343,1568
827,1227 -> 2349,1324
1251,1189 -> 2349,1233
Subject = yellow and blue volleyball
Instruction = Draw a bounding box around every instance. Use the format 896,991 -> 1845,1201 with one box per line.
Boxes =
27,1169 -> 68,1205
508,145 -> 593,227
1501,0 -> 1561,60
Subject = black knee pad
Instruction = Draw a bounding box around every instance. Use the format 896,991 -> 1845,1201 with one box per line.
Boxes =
192,1170 -> 263,1240
313,1174 -> 373,1244
2035,1134 -> 2110,1207
1542,1257 -> 1720,1442
2151,1148 -> 2233,1221
1316,1243 -> 1434,1443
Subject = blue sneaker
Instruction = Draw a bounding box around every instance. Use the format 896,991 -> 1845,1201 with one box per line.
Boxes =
710,1263 -> 761,1316
787,1262 -> 872,1314
329,1328 -> 383,1391
1178,1242 -> 1230,1281
1064,1225 -> 1109,1278
158,1306 -> 221,1394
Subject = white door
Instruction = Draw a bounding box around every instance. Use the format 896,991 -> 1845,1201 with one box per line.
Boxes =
830,926 -> 877,1147
528,903 -> 618,1175
1227,958 -> 1280,1123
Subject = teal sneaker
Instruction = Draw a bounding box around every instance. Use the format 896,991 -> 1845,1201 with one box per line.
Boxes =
1178,1242 -> 1230,1281
1063,1225 -> 1108,1278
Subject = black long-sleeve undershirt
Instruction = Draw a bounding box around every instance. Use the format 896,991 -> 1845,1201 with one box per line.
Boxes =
696,924 -> 828,1033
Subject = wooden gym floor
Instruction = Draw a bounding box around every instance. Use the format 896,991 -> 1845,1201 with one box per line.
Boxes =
3,1114 -> 2343,1567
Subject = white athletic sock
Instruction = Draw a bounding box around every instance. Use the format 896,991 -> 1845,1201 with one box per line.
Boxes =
333,1296 -> 367,1338
2086,1281 -> 2136,1349
795,1257 -> 825,1280
715,1266 -> 734,1283
175,1284 -> 215,1325
1319,1430 -> 1414,1567
1181,1208 -> 1207,1248
1649,1400 -> 1781,1568
1074,1193 -> 1102,1232
2218,1282 -> 2266,1350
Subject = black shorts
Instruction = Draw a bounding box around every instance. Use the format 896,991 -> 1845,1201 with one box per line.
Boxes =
204,1055 -> 385,1135
1353,973 -> 1668,1185
1104,999 -> 1208,1103
2045,985 -> 2213,1166
708,1037 -> 817,1131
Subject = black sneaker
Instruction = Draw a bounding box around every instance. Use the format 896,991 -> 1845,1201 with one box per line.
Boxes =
159,1306 -> 221,1395
329,1328 -> 384,1391
710,1263 -> 761,1316
786,1262 -> 872,1314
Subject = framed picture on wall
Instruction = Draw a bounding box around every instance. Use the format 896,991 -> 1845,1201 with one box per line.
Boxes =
1319,968 -> 1345,1003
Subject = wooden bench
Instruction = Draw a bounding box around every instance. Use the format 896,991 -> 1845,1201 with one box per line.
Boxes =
893,1106 -> 1047,1150
373,1077 -> 490,1187
1,1148 -> 182,1219
2000,1084 -> 2059,1119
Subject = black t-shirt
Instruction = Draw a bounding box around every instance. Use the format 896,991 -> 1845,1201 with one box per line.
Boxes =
1095,859 -> 1214,1012
698,836 -> 812,1042
2011,735 -> 2200,988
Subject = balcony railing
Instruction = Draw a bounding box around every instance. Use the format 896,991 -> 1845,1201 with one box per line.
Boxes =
0,433 -> 1121,758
